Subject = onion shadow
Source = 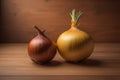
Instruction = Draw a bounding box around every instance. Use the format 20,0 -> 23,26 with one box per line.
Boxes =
33,60 -> 62,67
67,59 -> 103,67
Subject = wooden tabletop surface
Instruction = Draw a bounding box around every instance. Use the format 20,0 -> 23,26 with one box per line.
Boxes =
0,43 -> 120,80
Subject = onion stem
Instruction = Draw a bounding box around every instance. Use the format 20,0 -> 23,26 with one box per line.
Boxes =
70,9 -> 82,27
34,26 -> 45,35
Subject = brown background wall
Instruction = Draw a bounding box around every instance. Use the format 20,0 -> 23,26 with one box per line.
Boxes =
0,0 -> 120,43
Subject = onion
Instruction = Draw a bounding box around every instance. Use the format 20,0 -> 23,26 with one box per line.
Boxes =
57,9 -> 94,62
28,26 -> 57,64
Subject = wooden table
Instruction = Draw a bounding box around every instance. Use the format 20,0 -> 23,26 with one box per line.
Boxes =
0,43 -> 120,80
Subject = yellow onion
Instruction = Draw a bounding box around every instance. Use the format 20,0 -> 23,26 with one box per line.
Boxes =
57,9 -> 94,62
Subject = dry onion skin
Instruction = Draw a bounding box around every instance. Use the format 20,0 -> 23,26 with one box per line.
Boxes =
57,9 -> 94,62
28,26 -> 57,64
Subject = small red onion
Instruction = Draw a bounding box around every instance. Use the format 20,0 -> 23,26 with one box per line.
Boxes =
28,26 -> 57,64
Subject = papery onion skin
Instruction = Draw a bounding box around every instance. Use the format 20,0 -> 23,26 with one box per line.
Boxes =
57,9 -> 94,62
28,26 -> 57,64
57,27 -> 94,62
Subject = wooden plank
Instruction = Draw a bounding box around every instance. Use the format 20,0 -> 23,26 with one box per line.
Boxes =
0,0 -> 120,42
0,76 -> 120,80
0,43 -> 120,76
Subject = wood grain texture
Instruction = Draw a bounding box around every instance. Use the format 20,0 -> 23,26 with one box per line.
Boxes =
0,43 -> 120,80
0,0 -> 120,43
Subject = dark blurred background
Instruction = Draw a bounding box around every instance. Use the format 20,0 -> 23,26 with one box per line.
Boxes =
0,0 -> 120,43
